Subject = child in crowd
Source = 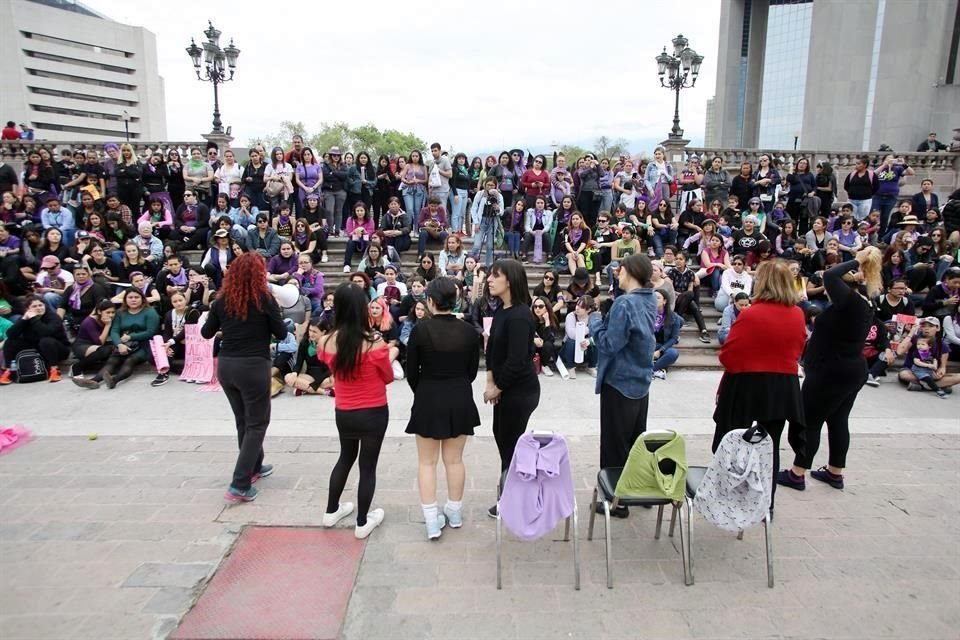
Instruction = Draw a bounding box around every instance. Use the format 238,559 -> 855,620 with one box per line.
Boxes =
911,336 -> 948,398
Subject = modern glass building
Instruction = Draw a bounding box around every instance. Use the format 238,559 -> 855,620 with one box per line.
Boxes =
712,0 -> 960,151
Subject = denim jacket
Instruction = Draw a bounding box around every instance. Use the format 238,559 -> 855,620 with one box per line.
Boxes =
588,287 -> 656,399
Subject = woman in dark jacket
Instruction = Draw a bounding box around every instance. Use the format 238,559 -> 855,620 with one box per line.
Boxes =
652,288 -> 683,378
115,144 -> 144,216
531,295 -> 560,376
241,149 -> 268,212
786,158 -> 817,235
0,295 -> 70,383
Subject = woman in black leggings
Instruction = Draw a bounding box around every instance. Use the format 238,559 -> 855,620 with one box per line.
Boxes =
483,259 -> 540,517
202,253 -> 287,503
778,248 -> 880,491
318,283 -> 400,539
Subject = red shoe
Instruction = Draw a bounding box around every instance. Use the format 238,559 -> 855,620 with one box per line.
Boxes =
48,367 -> 62,382
0,370 -> 11,385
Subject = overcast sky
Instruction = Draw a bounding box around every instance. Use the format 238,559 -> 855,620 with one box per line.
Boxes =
84,0 -> 720,154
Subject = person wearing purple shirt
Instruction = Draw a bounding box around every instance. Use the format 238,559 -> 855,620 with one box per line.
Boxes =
267,241 -> 299,284
498,432 -> 575,541
0,226 -> 21,258
416,197 -> 449,257
343,203 -> 376,272
293,253 -> 325,314
872,153 -> 915,237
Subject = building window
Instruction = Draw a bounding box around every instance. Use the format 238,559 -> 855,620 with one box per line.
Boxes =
33,122 -> 138,139
758,1 -> 814,149
21,31 -> 130,58
30,104 -> 139,123
25,68 -> 136,91
24,50 -> 134,75
28,87 -> 137,107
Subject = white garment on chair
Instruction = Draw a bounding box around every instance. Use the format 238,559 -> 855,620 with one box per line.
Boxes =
693,429 -> 773,532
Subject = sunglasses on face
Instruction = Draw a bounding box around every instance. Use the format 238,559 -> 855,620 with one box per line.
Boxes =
544,276 -> 555,282
533,304 -> 546,309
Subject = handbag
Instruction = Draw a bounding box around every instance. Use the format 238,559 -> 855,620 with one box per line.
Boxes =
264,178 -> 284,198
428,165 -> 442,188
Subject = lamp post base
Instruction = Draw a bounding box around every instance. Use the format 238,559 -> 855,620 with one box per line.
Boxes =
659,137 -> 690,166
202,131 -> 234,150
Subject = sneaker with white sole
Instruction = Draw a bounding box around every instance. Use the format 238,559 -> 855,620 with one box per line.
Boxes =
543,367 -> 554,377
426,514 -> 446,540
343,265 -> 351,273
322,502 -> 354,527
224,486 -> 259,502
150,373 -> 170,387
586,367 -> 598,378
568,369 -> 577,380
355,508 -> 384,539
392,360 -> 404,380
443,504 -> 463,528
251,463 -> 274,484
865,375 -> 880,388
321,253 -> 329,263
653,369 -> 667,380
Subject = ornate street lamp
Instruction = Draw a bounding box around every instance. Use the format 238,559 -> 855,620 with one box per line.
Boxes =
185,21 -> 240,135
656,34 -> 703,140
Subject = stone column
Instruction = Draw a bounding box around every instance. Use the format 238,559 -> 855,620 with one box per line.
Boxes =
659,136 -> 690,173
201,131 -> 235,152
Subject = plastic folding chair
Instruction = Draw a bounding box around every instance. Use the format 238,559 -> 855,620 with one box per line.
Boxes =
495,431 -> 580,590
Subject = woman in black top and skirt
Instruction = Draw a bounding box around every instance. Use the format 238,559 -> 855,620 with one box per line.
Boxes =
779,247 -> 882,491
483,259 -> 540,517
202,252 -> 287,503
405,277 -> 482,539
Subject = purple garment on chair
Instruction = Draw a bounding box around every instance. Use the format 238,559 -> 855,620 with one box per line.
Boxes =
499,432 -> 575,541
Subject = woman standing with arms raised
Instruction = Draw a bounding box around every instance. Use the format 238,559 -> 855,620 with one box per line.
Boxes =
588,254 -> 657,517
778,247 -> 882,492
405,277 -> 482,539
318,283 -> 397,539
202,253 -> 287,503
483,259 -> 539,517
712,260 -> 807,513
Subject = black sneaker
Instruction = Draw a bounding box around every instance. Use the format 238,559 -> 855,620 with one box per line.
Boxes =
594,502 -> 629,518
698,330 -> 710,344
776,469 -> 806,491
487,505 -> 498,519
810,466 -> 844,490
150,373 -> 170,387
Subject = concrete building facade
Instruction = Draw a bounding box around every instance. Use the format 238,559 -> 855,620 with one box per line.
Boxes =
704,97 -> 717,147
713,0 -> 960,152
0,0 -> 167,142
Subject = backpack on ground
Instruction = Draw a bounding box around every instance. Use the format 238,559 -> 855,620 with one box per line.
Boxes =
15,350 -> 48,383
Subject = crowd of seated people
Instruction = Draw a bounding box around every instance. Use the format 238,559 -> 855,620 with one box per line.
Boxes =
1,143 -> 957,393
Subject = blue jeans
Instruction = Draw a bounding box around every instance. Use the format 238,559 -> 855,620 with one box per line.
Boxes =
474,217 -> 497,266
343,239 -> 367,267
403,188 -> 425,223
607,261 -> 620,286
599,189 -> 614,215
650,228 -> 676,258
42,291 -> 63,314
872,192 -> 898,237
849,198 -> 871,221
504,231 -> 522,255
450,189 -> 468,233
418,229 -> 447,256
708,269 -> 722,296
560,338 -> 597,368
654,346 -> 678,371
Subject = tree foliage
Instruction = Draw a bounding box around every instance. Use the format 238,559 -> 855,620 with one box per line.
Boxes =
250,121 -> 426,160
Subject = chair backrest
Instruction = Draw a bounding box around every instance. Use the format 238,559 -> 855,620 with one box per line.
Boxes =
499,431 -> 575,541
693,427 -> 773,532
614,430 -> 688,501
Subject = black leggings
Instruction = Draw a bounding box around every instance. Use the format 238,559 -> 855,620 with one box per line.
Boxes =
788,366 -> 866,470
327,406 -> 388,526
492,382 -> 540,471
675,290 -> 707,332
72,343 -> 114,374
218,356 -> 272,490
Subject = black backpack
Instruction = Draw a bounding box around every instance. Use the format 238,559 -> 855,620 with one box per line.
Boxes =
15,349 -> 47,383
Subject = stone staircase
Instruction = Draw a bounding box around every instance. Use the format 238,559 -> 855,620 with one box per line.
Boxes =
182,235 -> 724,370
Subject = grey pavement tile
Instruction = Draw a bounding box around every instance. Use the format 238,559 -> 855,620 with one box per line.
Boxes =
514,610 -> 609,639
141,587 -> 196,614
682,607 -> 778,639
121,561 -> 214,588
0,588 -> 76,615
30,521 -> 105,541
0,614 -> 91,640
75,613 -> 160,640
0,522 -> 42,541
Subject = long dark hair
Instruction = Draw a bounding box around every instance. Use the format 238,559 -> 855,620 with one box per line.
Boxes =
329,283 -> 376,380
489,258 -> 530,306
532,295 -> 558,329
621,254 -> 653,287
655,288 -> 674,326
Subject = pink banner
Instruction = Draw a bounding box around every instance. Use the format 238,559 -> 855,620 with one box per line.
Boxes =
149,336 -> 170,374
180,324 -> 215,383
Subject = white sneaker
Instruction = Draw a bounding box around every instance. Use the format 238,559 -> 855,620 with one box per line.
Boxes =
321,253 -> 329,263
342,265 -> 351,273
865,375 -> 880,388
587,367 -> 598,378
543,367 -> 554,377
653,370 -> 667,380
322,502 -> 354,527
392,360 -> 404,380
568,369 -> 577,380
355,508 -> 384,539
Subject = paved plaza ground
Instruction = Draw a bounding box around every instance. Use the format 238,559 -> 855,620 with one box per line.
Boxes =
1,371 -> 958,639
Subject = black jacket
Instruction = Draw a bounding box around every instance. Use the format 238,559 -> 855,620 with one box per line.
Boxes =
7,310 -> 70,349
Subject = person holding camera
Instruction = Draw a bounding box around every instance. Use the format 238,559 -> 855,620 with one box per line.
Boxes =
872,153 -> 914,237
470,178 -> 504,267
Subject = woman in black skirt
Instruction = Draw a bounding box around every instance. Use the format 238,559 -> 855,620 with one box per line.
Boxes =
712,260 -> 807,512
405,277 -> 482,540
483,259 -> 540,517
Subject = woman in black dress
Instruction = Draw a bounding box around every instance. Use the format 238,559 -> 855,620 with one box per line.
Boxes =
483,259 -> 540,517
405,277 -> 482,539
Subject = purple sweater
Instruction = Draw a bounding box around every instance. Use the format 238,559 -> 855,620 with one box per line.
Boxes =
499,432 -> 575,541
76,316 -> 105,345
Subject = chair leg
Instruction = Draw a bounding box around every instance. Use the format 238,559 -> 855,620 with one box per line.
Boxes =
677,502 -> 692,586
587,487 -> 598,541
668,503 -> 677,538
563,514 -> 570,541
685,497 -> 695,583
496,501 -> 502,590
764,514 -> 774,588
603,500 -> 613,589
654,504 -> 664,540
572,500 -> 581,591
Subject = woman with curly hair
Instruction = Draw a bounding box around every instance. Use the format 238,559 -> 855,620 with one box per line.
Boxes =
202,252 -> 288,503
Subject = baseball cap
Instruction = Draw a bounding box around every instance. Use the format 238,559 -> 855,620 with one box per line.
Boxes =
40,255 -> 60,269
919,316 -> 940,328
213,229 -> 229,238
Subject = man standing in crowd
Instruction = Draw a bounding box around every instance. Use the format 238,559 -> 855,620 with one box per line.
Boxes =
427,142 -> 452,209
